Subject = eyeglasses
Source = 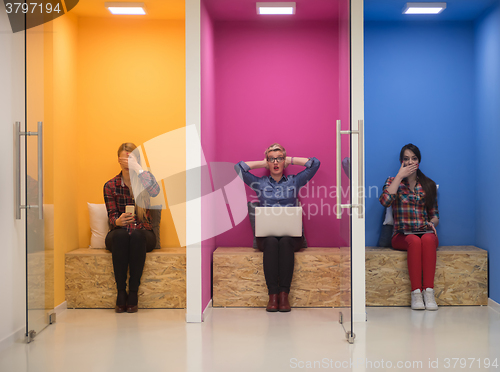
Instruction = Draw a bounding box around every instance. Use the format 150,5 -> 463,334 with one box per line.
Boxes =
267,157 -> 284,163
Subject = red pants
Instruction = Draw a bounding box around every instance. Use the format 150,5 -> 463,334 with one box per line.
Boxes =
391,233 -> 439,291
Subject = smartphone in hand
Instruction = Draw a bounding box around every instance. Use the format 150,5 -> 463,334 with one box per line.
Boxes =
125,205 -> 135,215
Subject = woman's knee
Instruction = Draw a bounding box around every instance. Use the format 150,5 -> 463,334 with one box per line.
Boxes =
106,228 -> 129,250
279,236 -> 301,251
421,233 -> 438,248
257,237 -> 279,252
130,230 -> 148,247
403,234 -> 422,251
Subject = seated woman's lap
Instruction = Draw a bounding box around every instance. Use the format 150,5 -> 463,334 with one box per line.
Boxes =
105,228 -> 156,253
256,236 -> 302,252
391,233 -> 438,251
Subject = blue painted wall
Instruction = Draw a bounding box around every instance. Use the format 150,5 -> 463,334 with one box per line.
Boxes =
475,2 -> 500,303
365,21 -> 476,247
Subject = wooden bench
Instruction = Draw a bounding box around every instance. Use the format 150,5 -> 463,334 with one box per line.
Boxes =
213,246 -> 488,308
213,247 -> 351,308
366,246 -> 488,306
65,248 -> 186,309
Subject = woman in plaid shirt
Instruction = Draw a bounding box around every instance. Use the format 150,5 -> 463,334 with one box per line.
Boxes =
104,143 -> 160,313
379,144 -> 439,311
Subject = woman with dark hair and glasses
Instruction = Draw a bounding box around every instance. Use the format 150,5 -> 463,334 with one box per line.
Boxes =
235,143 -> 320,312
379,144 -> 440,311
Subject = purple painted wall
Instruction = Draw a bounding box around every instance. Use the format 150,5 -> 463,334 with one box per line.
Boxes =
200,5 -> 351,311
201,1 -> 217,310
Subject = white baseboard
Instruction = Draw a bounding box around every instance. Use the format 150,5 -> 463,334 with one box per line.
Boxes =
489,298 -> 500,314
186,313 -> 203,323
53,301 -> 67,316
0,325 -> 25,353
202,299 -> 212,321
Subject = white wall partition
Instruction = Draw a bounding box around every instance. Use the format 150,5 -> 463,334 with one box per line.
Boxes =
351,0 -> 366,323
185,0 -> 203,323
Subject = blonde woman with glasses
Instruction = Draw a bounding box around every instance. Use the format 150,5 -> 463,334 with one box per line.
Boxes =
235,143 -> 320,312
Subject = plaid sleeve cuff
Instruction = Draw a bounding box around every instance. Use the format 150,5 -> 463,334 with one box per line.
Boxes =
379,177 -> 396,207
138,171 -> 161,197
379,190 -> 395,207
109,215 -> 117,227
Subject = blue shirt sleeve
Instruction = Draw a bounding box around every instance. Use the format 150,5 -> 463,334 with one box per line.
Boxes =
234,161 -> 261,191
293,157 -> 321,189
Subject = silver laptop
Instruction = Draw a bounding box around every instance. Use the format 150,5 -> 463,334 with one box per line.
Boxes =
404,230 -> 434,235
254,206 -> 303,237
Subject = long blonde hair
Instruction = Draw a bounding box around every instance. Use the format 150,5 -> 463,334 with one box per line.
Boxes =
117,143 -> 148,223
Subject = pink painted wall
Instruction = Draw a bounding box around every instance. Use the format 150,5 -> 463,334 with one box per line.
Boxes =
338,0 -> 352,246
200,3 -> 351,312
211,20 -> 351,248
201,1 -> 216,310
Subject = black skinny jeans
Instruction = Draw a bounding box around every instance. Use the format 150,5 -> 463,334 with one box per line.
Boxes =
257,236 -> 302,295
105,228 -> 156,291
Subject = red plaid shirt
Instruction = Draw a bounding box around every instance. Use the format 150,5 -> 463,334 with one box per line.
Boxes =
379,177 -> 439,235
103,171 -> 160,232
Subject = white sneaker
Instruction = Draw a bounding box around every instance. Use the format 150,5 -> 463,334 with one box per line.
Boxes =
411,289 -> 425,310
423,288 -> 438,311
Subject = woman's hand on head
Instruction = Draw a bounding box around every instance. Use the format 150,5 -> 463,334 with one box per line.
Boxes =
116,212 -> 134,227
396,162 -> 418,179
263,158 -> 270,170
284,156 -> 291,168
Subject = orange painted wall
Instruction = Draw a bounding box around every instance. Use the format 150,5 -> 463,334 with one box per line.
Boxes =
52,12 -> 80,306
75,17 -> 186,250
49,14 -> 185,306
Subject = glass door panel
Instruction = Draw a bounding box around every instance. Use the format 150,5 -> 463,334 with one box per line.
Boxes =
26,19 -> 54,340
337,0 -> 354,343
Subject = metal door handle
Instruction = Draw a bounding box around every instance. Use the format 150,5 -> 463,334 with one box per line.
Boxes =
37,122 -> 43,220
335,119 -> 364,219
15,122 -> 22,220
357,120 -> 364,217
14,121 -> 43,220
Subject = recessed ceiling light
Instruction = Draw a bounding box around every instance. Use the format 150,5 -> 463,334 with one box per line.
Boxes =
105,2 -> 146,15
403,2 -> 446,14
257,2 -> 296,15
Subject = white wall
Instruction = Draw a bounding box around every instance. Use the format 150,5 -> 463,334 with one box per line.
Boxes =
351,0 -> 366,323
0,4 -> 27,350
185,0 -> 203,323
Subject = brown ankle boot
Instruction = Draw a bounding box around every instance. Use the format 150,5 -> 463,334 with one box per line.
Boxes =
126,290 -> 138,313
278,292 -> 291,312
266,294 -> 279,312
115,290 -> 127,313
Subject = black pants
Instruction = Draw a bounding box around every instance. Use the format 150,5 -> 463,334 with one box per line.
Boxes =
105,229 -> 156,291
257,236 -> 302,295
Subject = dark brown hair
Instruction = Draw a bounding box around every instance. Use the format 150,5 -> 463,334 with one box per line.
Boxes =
399,143 -> 437,212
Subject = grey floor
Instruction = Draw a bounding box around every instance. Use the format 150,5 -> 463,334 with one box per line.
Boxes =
1,305 -> 499,372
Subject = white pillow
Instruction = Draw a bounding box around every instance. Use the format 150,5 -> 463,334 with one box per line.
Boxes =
383,206 -> 394,226
88,203 -> 109,249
